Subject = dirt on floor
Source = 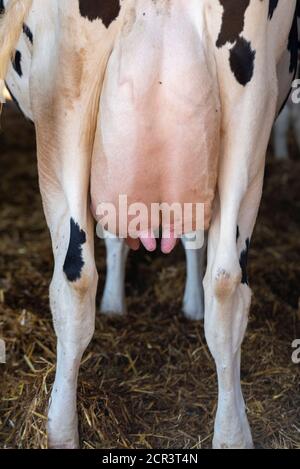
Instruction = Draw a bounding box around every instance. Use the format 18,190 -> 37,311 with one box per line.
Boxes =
0,103 -> 299,449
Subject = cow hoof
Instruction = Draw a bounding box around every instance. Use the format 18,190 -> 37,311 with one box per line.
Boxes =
48,416 -> 79,449
213,438 -> 254,450
213,417 -> 253,449
48,440 -> 79,449
48,434 -> 79,449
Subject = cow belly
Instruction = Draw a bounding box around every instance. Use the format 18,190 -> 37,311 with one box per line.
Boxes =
91,3 -> 221,238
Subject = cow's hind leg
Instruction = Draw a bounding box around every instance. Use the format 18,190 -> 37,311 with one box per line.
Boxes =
204,34 -> 279,448
181,235 -> 206,321
35,113 -> 98,449
100,235 -> 129,316
47,207 -> 97,449
204,182 -> 262,449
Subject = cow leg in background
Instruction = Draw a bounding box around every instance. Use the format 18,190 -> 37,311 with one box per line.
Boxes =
100,235 -> 129,315
181,235 -> 206,321
204,38 -> 278,448
273,103 -> 290,159
291,100 -> 300,153
100,234 -> 206,320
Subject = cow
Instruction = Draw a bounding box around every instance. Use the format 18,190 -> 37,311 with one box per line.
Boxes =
0,0 -> 299,449
273,94 -> 300,160
273,47 -> 300,160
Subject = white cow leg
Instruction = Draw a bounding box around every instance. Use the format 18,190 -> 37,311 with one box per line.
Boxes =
273,104 -> 290,160
204,206 -> 252,449
205,39 -> 278,448
205,145 -> 274,450
34,107 -> 98,449
181,234 -> 206,321
29,12 -> 120,448
204,140 -> 270,450
100,235 -> 129,316
47,211 -> 97,449
204,174 -> 267,449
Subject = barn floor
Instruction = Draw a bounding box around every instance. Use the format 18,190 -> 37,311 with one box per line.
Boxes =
0,103 -> 299,449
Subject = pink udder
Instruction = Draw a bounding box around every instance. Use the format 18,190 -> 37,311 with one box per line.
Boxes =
161,227 -> 178,254
139,231 -> 157,252
125,227 -> 179,254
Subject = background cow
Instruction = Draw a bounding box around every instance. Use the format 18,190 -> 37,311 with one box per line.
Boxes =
273,95 -> 300,160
